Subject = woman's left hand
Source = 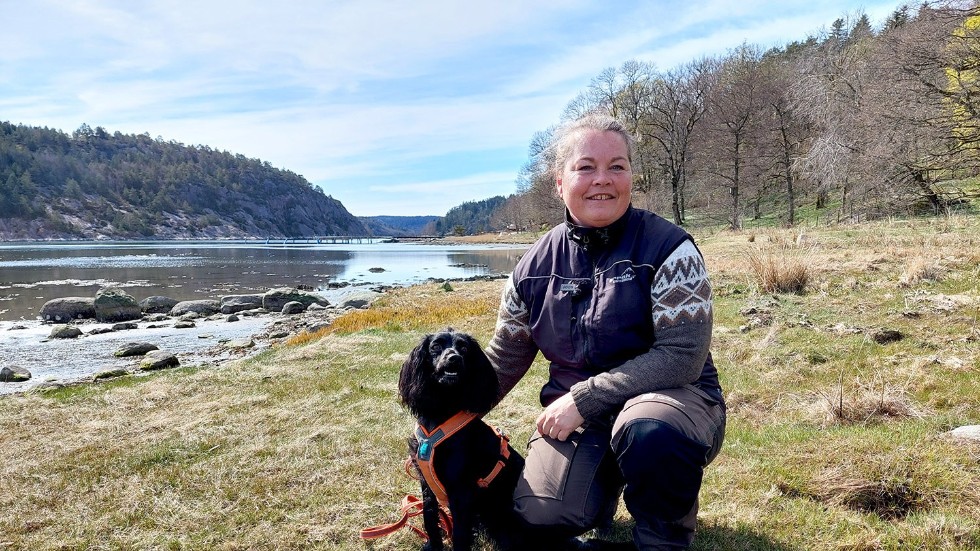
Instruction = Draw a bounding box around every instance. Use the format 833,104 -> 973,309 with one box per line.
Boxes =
536,393 -> 585,441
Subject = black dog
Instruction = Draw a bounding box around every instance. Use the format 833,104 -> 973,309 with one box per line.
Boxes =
399,328 -> 527,550
399,329 -> 634,551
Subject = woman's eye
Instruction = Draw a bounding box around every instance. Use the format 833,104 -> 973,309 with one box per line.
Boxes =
576,164 -> 594,172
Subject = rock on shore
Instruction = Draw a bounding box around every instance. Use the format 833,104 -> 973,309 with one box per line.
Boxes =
4,285 -> 386,395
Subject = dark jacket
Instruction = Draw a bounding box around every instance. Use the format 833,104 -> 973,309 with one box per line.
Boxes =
487,207 -> 721,419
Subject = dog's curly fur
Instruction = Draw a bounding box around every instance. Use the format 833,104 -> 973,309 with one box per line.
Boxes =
399,328 -> 531,551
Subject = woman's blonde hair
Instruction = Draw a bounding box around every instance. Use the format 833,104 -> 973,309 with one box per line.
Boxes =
550,113 -> 636,177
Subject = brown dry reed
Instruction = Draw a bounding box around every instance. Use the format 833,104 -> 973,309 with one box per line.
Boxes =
746,244 -> 811,294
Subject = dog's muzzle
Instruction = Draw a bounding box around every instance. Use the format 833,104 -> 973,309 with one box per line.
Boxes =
435,350 -> 462,383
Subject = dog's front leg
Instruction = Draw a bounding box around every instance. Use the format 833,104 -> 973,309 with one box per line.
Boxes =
419,480 -> 446,551
447,491 -> 478,551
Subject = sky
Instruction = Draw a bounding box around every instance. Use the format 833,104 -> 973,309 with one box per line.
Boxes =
1,1 -> 902,217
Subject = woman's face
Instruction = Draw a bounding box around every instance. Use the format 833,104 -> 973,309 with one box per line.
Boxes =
556,129 -> 632,228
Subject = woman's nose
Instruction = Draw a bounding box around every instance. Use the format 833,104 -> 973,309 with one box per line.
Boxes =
593,168 -> 612,184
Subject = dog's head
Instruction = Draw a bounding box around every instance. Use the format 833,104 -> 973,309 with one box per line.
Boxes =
398,328 -> 499,420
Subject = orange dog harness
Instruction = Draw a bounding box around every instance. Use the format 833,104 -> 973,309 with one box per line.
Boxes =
413,411 -> 512,507
360,411 -> 512,542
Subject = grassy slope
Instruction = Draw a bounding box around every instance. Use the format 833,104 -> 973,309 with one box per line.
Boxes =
1,214 -> 978,550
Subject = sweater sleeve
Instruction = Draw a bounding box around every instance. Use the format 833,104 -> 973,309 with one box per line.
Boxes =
570,239 -> 713,419
484,276 -> 539,401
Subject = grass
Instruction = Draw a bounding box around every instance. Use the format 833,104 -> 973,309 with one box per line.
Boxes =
1,214 -> 979,550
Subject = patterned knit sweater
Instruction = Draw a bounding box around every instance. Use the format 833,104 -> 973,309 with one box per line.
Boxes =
484,207 -> 721,421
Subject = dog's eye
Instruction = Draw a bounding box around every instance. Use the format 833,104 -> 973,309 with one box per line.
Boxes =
430,343 -> 443,354
457,344 -> 468,354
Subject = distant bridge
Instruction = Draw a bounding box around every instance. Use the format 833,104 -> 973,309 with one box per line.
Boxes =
264,235 -> 441,245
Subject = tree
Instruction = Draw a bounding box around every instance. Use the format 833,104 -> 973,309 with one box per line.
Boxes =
701,45 -> 769,230
638,58 -> 715,225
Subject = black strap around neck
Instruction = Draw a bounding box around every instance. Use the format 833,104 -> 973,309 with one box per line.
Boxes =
564,206 -> 631,252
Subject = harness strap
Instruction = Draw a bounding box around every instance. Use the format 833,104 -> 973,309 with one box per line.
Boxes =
414,411 -> 480,507
477,426 -> 511,488
359,495 -> 425,540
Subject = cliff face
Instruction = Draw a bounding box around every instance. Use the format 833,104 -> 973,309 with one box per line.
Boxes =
0,121 -> 368,240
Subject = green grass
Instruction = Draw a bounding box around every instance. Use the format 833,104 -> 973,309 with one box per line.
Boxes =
1,215 -> 979,549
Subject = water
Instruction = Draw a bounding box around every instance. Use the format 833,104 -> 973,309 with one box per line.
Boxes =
0,240 -> 529,321
0,240 -> 528,394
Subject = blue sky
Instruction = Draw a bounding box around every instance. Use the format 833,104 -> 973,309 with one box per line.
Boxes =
1,1 -> 901,217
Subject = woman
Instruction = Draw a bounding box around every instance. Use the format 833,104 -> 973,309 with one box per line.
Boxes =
485,113 -> 726,550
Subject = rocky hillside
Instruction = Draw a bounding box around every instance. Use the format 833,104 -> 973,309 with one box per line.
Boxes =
0,121 -> 368,240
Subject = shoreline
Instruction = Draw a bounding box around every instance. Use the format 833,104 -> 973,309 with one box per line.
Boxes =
0,292 -> 355,396
0,231 -> 541,246
0,274 -> 512,396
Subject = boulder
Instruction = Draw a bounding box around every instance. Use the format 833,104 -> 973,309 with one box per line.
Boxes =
226,314 -> 239,322
40,297 -> 96,322
338,289 -> 382,309
94,287 -> 142,323
281,301 -> 306,315
170,299 -> 221,317
113,342 -> 159,357
93,368 -> 129,381
174,321 -> 196,329
948,425 -> 980,442
139,296 -> 179,314
224,338 -> 255,349
139,350 -> 180,371
0,366 -> 32,382
112,322 -> 139,331
50,325 -> 82,339
87,327 -> 115,335
220,294 -> 264,314
262,287 -> 329,313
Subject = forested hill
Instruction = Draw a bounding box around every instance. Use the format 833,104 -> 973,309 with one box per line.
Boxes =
358,215 -> 440,236
0,121 -> 368,240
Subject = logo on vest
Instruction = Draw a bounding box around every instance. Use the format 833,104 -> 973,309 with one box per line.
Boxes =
609,267 -> 636,284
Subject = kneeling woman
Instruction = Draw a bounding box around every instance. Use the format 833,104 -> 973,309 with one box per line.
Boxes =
485,113 -> 726,550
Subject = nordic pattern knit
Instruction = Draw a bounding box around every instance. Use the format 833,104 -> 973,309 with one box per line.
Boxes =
485,207 -> 721,421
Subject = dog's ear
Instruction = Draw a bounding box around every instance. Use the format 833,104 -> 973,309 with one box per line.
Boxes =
399,334 -> 432,410
462,335 -> 500,414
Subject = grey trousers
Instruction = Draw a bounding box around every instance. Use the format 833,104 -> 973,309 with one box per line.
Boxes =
513,385 -> 726,550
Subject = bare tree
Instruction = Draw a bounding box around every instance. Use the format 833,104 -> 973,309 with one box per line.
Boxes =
513,127 -> 563,228
853,2 -> 979,214
791,14 -> 874,221
758,51 -> 812,226
637,58 -> 716,225
701,45 -> 769,230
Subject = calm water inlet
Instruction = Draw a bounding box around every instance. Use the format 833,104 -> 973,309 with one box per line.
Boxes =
0,240 -> 529,322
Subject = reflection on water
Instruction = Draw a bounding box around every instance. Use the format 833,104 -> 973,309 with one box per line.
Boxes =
0,241 -> 528,321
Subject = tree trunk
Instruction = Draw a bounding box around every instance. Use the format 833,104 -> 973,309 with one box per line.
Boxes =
910,169 -> 945,214
670,171 -> 683,225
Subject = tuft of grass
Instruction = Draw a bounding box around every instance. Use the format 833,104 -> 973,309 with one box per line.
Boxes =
899,255 -> 945,287
746,244 -> 811,294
